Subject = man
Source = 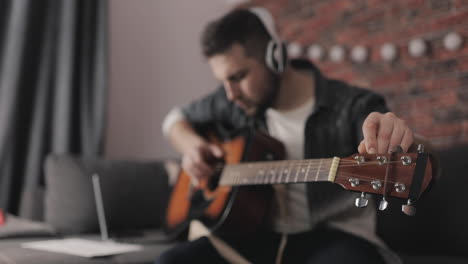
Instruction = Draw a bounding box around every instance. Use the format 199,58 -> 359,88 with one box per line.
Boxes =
158,7 -> 410,264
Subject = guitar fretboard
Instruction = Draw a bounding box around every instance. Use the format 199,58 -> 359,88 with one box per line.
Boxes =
219,157 -> 340,186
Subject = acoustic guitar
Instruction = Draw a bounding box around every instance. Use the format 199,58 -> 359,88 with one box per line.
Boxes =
165,130 -> 432,238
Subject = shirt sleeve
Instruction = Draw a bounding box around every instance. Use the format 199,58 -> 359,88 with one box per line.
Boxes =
161,107 -> 186,138
161,88 -> 229,137
179,87 -> 248,135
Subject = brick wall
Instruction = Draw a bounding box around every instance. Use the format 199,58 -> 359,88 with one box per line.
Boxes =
243,0 -> 468,148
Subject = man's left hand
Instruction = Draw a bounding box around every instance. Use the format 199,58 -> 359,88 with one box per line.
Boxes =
358,112 -> 414,154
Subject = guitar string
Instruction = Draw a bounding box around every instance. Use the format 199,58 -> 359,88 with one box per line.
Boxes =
227,161 -> 410,169
222,168 -> 406,185
223,164 -> 413,178
229,160 -> 411,167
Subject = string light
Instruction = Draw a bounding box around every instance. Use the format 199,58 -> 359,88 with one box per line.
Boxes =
443,32 -> 463,51
408,38 -> 428,57
380,43 -> 398,62
287,42 -> 303,58
350,45 -> 369,63
307,44 -> 324,61
329,45 -> 346,62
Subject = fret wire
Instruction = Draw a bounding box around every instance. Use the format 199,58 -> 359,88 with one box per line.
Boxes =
315,159 -> 323,182
264,165 -> 270,184
302,160 -> 310,183
275,162 -> 282,184
295,165 -> 302,183
282,163 -> 291,183
294,163 -> 302,182
282,161 -> 290,184
283,161 -> 290,183
277,161 -> 284,184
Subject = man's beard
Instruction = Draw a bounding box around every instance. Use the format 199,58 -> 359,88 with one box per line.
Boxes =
255,72 -> 280,115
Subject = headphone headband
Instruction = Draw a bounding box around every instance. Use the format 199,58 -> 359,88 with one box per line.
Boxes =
248,7 -> 281,44
248,7 -> 287,73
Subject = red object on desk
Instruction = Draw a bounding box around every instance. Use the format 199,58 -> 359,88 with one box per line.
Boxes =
0,209 -> 5,225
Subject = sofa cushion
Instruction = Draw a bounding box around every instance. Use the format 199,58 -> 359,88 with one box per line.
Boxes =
44,154 -> 171,235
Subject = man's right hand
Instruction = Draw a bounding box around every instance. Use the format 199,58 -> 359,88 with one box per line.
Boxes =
165,118 -> 225,185
181,142 -> 224,186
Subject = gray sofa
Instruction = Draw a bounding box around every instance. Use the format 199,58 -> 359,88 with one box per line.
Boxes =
1,146 -> 468,264
376,144 -> 468,264
0,154 -> 178,264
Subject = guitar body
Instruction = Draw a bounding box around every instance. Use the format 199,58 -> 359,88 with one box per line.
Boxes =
165,131 -> 285,238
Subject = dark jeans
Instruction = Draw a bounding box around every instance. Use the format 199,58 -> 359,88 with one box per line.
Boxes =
155,227 -> 386,264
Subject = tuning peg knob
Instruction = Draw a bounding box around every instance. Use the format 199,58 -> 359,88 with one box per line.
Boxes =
402,199 -> 416,216
379,197 -> 389,211
355,192 -> 369,208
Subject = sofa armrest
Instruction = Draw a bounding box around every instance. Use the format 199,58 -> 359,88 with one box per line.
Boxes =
43,154 -> 175,236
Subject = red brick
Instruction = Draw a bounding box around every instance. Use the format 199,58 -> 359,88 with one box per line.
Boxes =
429,89 -> 458,106
427,9 -> 468,32
349,9 -> 386,27
420,122 -> 462,138
315,0 -> 350,18
372,71 -> 410,87
454,0 -> 468,8
423,76 -> 460,92
460,57 -> 468,72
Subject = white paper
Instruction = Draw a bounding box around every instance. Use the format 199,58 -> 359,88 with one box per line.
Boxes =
22,238 -> 143,258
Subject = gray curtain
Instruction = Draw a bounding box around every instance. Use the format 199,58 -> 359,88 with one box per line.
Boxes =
0,0 -> 108,220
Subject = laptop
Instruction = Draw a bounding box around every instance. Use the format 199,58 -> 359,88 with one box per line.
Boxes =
92,173 -> 169,244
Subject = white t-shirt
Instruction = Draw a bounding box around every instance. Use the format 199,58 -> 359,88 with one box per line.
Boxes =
266,98 -> 315,234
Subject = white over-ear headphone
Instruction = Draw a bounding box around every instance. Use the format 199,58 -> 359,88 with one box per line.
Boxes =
248,7 -> 287,73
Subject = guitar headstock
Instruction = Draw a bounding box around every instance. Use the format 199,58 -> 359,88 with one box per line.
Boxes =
334,150 -> 432,215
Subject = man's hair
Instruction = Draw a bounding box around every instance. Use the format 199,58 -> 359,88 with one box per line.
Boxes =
201,9 -> 272,61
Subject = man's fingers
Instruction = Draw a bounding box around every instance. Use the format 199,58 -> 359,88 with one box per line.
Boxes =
376,113 -> 395,153
361,112 -> 415,154
209,144 -> 224,158
363,112 -> 380,154
192,152 -> 213,173
358,140 -> 366,154
387,118 -> 405,153
400,127 -> 414,153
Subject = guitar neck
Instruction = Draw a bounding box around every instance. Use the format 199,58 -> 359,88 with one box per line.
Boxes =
219,157 -> 341,186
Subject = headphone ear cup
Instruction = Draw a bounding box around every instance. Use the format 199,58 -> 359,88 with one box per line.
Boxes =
265,40 -> 287,73
277,42 -> 287,72
265,40 -> 277,72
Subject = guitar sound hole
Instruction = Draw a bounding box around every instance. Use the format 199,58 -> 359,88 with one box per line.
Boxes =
207,172 -> 220,191
265,153 -> 275,161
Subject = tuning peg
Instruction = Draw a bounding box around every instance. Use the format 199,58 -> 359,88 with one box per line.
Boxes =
402,199 -> 416,216
378,197 -> 388,211
355,192 -> 369,208
417,144 -> 425,153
